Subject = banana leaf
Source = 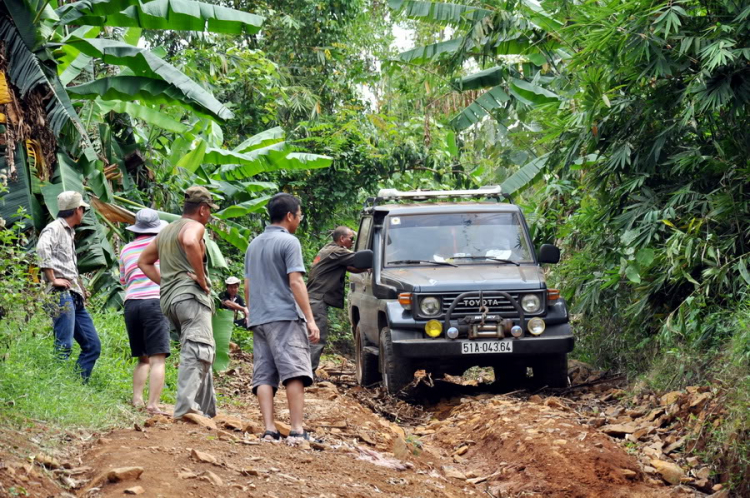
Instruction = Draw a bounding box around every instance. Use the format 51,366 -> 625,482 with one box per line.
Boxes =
67,75 -> 224,121
212,309 -> 234,372
66,39 -> 233,120
213,195 -> 271,220
96,99 -> 189,134
57,26 -> 100,85
211,218 -> 252,253
500,154 -> 549,195
233,126 -> 285,153
0,142 -> 43,229
451,85 -> 510,130
0,21 -> 90,140
388,0 -> 492,24
39,153 -> 85,218
56,0 -> 156,24
62,0 -> 264,35
399,37 -> 465,63
455,66 -> 505,90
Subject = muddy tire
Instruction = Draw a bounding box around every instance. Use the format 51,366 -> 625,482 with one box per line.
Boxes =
355,324 -> 380,387
379,327 -> 413,394
492,360 -> 528,391
531,354 -> 569,388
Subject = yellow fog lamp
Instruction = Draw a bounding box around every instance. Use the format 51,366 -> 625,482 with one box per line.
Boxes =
528,317 -> 546,336
425,319 -> 442,338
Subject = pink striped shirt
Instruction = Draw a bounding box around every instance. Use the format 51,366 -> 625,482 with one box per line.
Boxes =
119,235 -> 161,301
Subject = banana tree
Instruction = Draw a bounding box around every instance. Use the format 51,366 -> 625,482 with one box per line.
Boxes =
388,0 -> 570,193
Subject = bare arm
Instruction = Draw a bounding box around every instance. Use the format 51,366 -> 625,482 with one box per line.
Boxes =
222,300 -> 246,312
180,222 -> 209,294
42,268 -> 71,289
137,239 -> 161,285
346,266 -> 368,273
289,272 -> 319,343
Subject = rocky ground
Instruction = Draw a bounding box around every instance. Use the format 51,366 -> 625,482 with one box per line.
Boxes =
0,352 -> 736,497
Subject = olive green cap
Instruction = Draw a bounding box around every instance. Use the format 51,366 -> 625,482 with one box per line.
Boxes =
184,186 -> 219,209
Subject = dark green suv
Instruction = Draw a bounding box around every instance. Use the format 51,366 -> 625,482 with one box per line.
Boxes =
348,186 -> 574,393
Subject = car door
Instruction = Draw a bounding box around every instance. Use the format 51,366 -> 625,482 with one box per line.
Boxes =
349,216 -> 376,341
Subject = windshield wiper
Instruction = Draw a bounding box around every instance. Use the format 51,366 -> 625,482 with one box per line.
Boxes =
453,255 -> 521,266
387,259 -> 458,267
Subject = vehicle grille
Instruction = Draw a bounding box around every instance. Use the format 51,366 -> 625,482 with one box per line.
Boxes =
416,291 -> 545,319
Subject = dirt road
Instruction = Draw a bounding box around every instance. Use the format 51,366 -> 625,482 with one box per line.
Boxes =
0,353 -> 728,497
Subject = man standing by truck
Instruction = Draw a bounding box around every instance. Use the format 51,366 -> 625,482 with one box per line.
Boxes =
138,186 -> 219,419
244,193 -> 319,441
306,226 -> 366,373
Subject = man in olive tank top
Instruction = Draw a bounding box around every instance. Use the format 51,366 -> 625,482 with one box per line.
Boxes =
138,186 -> 219,419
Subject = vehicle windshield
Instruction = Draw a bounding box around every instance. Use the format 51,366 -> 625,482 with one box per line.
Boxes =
384,212 -> 534,266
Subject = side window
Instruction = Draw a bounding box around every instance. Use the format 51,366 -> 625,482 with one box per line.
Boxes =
356,216 -> 373,251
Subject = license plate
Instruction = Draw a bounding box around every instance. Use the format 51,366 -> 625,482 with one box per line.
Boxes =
461,341 -> 513,354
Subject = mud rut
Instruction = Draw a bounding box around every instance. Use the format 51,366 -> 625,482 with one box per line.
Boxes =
0,352 -> 726,498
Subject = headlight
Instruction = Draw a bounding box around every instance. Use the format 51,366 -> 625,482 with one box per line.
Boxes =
420,296 -> 441,316
425,320 -> 442,338
521,294 -> 541,313
528,317 -> 546,336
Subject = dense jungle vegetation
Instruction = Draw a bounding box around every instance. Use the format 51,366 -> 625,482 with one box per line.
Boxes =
0,0 -> 747,489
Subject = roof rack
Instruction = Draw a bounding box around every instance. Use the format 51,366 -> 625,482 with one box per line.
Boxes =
363,185 -> 510,212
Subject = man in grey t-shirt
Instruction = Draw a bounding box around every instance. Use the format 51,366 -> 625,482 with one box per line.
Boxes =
244,193 -> 319,441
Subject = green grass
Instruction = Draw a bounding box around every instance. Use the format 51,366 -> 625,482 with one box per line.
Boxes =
0,309 -> 179,431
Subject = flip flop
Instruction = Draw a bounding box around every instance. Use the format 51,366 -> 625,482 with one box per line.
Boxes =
146,408 -> 171,416
261,430 -> 281,442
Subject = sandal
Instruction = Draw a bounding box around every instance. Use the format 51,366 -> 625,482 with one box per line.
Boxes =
261,430 -> 281,441
287,430 -> 311,441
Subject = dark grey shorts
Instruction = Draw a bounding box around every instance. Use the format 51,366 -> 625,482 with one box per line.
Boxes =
252,320 -> 312,395
124,298 -> 171,358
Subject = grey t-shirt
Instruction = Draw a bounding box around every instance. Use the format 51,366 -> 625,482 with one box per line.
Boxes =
245,225 -> 306,328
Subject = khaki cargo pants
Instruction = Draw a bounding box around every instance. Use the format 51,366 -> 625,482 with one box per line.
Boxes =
166,297 -> 217,419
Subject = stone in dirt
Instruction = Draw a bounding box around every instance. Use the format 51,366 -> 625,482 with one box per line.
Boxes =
275,421 -> 291,437
650,459 -> 685,485
243,421 -> 262,434
35,454 -> 61,469
181,413 -> 218,430
144,415 -> 170,427
191,449 -> 217,464
694,467 -> 711,480
89,467 -> 144,489
124,485 -> 145,495
201,470 -> 223,486
455,445 -> 469,456
240,468 -> 261,476
619,469 -> 637,479
660,391 -> 683,406
178,471 -> 198,479
213,414 -> 244,431
600,423 -> 638,437
528,395 -> 543,404
442,466 -> 466,480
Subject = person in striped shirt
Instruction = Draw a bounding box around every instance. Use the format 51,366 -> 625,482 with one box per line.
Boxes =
119,208 -> 170,414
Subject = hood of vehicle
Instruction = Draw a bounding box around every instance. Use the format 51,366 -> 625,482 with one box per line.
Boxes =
380,264 -> 545,292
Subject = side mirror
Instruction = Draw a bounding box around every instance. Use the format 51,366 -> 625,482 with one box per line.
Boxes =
352,249 -> 374,269
538,244 -> 560,264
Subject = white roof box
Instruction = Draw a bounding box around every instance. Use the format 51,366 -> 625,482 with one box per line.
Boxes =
377,185 -> 503,201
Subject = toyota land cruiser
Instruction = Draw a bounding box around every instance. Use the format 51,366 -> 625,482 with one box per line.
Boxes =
348,186 -> 574,393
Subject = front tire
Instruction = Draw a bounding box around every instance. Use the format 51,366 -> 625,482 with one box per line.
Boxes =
378,327 -> 413,394
355,324 -> 380,387
531,354 -> 569,388
492,360 -> 528,391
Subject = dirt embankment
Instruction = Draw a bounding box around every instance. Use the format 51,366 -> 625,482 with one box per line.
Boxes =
0,355 -> 734,497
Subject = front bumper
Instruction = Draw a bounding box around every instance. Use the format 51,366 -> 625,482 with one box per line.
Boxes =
391,334 -> 574,358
